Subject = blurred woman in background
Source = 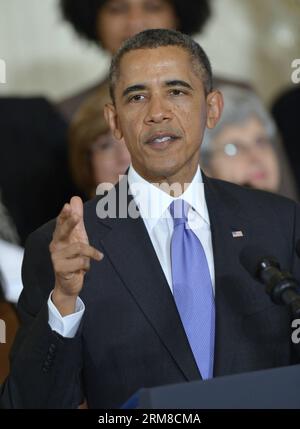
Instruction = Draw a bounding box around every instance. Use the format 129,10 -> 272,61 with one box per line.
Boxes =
69,84 -> 131,199
58,0 -> 211,120
201,85 -> 298,200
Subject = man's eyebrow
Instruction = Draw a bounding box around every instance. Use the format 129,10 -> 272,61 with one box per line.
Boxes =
122,80 -> 193,98
122,84 -> 147,98
164,80 -> 193,90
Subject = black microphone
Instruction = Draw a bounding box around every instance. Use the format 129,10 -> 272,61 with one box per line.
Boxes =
240,245 -> 300,318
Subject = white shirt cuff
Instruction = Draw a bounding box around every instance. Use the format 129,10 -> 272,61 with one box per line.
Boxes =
48,291 -> 85,338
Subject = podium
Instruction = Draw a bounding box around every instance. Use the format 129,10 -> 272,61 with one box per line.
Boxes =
123,364 -> 300,409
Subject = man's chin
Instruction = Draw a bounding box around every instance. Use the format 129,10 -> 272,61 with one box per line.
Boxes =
133,156 -> 192,183
146,162 -> 181,179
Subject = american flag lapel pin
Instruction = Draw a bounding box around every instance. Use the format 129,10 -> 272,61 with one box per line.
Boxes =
232,230 -> 244,238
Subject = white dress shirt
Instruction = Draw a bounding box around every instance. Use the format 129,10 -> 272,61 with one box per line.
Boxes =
48,165 -> 215,337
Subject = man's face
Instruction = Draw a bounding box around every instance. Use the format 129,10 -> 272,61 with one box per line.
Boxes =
97,0 -> 178,54
105,46 -> 222,182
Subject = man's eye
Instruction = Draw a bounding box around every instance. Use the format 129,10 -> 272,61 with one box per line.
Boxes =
170,89 -> 184,96
129,94 -> 145,102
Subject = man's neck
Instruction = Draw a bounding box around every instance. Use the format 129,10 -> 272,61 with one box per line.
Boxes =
132,161 -> 199,197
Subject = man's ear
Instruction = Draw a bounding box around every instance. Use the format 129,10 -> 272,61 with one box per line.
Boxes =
104,103 -> 123,140
206,90 -> 223,129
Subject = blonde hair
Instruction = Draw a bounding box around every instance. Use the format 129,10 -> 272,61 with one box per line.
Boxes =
69,83 -> 111,197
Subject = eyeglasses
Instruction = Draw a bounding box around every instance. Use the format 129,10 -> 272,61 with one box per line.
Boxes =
90,134 -> 119,153
214,137 -> 273,158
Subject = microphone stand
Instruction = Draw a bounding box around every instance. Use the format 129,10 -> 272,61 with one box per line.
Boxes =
258,258 -> 300,318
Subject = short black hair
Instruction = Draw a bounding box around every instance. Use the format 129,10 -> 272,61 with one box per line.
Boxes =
60,0 -> 211,45
109,29 -> 213,102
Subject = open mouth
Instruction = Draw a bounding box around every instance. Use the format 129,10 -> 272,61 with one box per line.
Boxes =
145,133 -> 180,149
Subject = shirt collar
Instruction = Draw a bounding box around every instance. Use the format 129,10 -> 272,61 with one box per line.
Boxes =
128,164 -> 210,231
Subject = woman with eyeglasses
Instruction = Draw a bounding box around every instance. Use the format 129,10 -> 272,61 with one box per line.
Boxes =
201,85 -> 298,200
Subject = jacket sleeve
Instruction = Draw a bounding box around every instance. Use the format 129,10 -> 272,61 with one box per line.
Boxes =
0,224 -> 83,409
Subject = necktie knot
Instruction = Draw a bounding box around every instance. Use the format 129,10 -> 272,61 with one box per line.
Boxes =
169,199 -> 189,227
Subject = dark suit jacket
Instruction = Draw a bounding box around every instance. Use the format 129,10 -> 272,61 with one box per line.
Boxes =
1,175 -> 300,409
272,86 -> 300,195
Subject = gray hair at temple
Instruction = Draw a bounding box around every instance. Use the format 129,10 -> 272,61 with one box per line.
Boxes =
201,85 -> 277,168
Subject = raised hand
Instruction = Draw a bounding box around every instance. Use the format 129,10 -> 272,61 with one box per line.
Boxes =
50,197 -> 103,316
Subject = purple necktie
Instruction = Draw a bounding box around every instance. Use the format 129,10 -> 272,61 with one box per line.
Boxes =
170,199 -> 215,379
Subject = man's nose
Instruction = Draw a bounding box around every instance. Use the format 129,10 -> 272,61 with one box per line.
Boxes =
145,96 -> 172,124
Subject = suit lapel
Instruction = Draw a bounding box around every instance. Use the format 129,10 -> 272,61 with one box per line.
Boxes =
203,175 -> 256,376
94,177 -> 201,381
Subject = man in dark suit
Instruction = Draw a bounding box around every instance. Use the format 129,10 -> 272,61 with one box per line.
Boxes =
1,29 -> 300,409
